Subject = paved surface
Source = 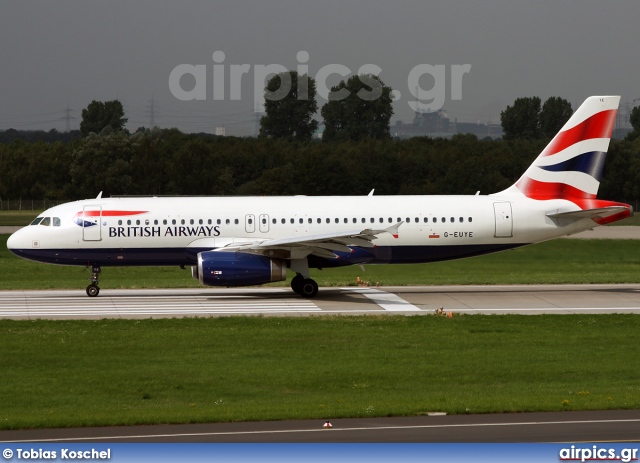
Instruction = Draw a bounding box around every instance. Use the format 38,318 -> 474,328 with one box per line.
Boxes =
1,410 -> 639,443
2,284 -> 640,319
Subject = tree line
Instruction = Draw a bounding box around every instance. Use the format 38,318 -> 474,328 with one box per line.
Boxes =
1,127 -> 639,207
1,87 -> 639,207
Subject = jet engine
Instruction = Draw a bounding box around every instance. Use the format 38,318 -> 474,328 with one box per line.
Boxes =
192,251 -> 286,287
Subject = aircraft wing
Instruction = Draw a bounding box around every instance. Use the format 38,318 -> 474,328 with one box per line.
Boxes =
215,222 -> 402,259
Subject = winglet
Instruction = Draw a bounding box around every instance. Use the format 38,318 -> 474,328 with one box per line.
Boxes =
385,221 -> 403,239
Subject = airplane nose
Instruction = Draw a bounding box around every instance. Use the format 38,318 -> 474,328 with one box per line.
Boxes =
6,229 -> 25,254
7,231 -> 18,251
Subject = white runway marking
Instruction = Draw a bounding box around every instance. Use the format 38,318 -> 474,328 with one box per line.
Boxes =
344,287 -> 421,311
5,418 -> 640,443
0,291 -> 320,318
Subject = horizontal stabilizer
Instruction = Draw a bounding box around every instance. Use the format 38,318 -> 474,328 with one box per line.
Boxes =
546,206 -> 630,220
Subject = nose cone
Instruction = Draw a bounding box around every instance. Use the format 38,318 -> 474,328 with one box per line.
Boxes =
7,230 -> 18,253
6,228 -> 27,256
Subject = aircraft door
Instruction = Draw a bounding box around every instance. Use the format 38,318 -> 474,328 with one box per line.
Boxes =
245,214 -> 255,233
82,206 -> 102,241
493,202 -> 513,238
259,214 -> 269,233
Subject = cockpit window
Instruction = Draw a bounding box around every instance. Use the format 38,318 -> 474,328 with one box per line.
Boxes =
30,217 -> 44,226
53,217 -> 61,226
40,217 -> 51,226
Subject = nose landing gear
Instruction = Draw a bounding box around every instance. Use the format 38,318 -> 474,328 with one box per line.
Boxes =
86,265 -> 101,297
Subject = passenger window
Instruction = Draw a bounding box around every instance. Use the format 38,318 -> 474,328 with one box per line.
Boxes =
361,218 -> 366,223
248,218 -> 253,224
459,217 -> 463,223
469,217 -> 473,223
353,218 -> 357,223
163,219 -> 167,225
118,220 -> 122,226
370,218 -> 374,223
172,219 -> 177,225
450,217 -> 454,223
234,219 -> 239,225
441,217 -> 445,222
424,217 -> 428,223
406,218 -> 410,223
299,218 -> 304,224
379,218 -> 383,223
397,217 -> 401,223
335,218 -> 339,223
181,219 -> 185,225
290,218 -> 294,224
199,219 -> 203,225
136,220 -> 141,225
226,219 -> 230,225
415,217 -> 419,223
207,219 -> 212,225
308,218 -> 312,224
127,220 -> 131,225
317,218 -> 321,224
272,218 -> 276,224
217,219 -> 221,225
433,217 -> 438,223
281,218 -> 286,224
326,218 -> 330,224
344,218 -> 348,223
145,219 -> 150,225
388,218 -> 392,223
263,218 -> 267,225
40,217 -> 51,226
53,217 -> 61,226
153,220 -> 158,225
30,217 -> 43,226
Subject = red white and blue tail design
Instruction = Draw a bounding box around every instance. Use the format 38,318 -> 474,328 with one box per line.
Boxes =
499,96 -> 631,224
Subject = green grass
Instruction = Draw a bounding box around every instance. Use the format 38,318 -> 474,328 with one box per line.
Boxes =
3,230 -> 640,430
0,210 -> 42,226
1,315 -> 638,429
3,235 -> 640,290
609,214 -> 640,226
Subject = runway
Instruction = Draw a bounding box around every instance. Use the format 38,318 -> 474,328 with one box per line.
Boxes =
2,284 -> 640,319
1,287 -> 639,444
1,410 -> 639,443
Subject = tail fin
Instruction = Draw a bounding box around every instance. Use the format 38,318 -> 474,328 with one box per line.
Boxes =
500,96 -> 619,205
496,96 -> 632,224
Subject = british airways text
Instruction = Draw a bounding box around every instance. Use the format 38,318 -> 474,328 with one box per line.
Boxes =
108,225 -> 221,238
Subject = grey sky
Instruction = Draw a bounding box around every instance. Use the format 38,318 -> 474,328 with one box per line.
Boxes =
1,0 -> 638,133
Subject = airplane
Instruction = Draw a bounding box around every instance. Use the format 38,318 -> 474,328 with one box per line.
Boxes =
6,96 -> 632,298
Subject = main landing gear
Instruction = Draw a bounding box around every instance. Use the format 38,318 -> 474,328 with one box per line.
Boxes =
290,274 -> 319,298
86,265 -> 101,297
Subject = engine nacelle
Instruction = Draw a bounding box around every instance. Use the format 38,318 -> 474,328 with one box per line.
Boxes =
195,251 -> 286,287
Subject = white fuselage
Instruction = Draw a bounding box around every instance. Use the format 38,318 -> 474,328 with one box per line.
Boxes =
7,193 -> 594,268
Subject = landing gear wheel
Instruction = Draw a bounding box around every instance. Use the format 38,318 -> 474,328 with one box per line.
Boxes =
86,265 -> 101,297
86,284 -> 100,297
291,274 -> 304,294
299,278 -> 319,298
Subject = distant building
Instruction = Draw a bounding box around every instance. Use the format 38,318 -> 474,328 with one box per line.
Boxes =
392,109 -> 502,139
